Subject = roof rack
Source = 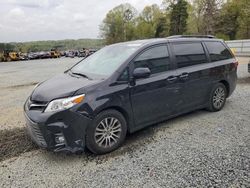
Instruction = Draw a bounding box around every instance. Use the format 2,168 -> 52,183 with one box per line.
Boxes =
167,35 -> 216,39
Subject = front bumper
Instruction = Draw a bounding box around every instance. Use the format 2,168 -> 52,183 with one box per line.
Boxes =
24,101 -> 92,153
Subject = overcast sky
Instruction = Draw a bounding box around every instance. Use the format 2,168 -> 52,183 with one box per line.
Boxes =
0,0 -> 163,42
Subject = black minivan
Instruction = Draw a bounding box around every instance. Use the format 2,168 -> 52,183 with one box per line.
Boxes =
24,36 -> 238,154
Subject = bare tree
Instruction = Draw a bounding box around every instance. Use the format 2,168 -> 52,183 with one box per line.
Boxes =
192,0 -> 223,34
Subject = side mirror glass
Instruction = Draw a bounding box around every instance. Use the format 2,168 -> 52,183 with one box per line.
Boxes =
133,67 -> 151,79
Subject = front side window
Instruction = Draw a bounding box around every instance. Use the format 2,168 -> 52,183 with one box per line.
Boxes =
205,41 -> 233,62
134,45 -> 170,75
172,43 -> 207,68
117,68 -> 129,82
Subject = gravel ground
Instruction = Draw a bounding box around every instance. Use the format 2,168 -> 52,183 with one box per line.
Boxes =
0,57 -> 249,187
0,83 -> 249,187
0,128 -> 38,161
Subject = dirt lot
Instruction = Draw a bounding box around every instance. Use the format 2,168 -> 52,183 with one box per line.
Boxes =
0,57 -> 249,187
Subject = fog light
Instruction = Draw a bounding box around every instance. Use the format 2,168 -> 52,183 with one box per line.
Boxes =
55,133 -> 65,144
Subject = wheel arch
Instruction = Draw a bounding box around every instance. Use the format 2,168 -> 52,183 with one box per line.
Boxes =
219,80 -> 230,97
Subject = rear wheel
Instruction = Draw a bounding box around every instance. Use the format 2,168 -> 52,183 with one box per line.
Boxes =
86,110 -> 127,154
207,83 -> 227,112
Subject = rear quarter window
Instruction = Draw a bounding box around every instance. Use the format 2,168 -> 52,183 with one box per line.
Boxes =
204,41 -> 233,62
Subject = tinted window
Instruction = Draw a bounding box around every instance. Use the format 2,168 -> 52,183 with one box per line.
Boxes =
205,41 -> 233,62
173,43 -> 207,68
134,46 -> 170,74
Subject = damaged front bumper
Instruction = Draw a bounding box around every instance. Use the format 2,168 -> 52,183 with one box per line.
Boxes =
24,101 -> 92,153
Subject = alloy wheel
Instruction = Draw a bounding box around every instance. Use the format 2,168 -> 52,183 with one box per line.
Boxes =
213,87 -> 225,109
94,117 -> 122,148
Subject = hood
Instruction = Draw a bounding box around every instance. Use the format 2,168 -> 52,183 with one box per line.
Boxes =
31,73 -> 100,102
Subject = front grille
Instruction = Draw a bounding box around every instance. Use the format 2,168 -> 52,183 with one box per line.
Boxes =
27,99 -> 47,111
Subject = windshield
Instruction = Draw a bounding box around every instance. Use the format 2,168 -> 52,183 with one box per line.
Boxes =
71,44 -> 140,79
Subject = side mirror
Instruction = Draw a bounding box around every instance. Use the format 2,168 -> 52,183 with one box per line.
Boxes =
133,67 -> 151,79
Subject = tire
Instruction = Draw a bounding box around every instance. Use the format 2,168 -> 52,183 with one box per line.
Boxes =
86,110 -> 127,154
207,83 -> 227,112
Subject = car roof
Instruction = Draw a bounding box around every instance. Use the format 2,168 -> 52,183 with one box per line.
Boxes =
111,38 -> 167,47
167,37 -> 223,43
112,37 -> 223,48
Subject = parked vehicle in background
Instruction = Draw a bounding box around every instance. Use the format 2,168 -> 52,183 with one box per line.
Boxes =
24,36 -> 237,155
60,51 -> 66,57
0,53 -> 3,62
28,52 -> 40,60
65,50 -> 76,58
0,48 -> 99,62
50,49 -> 61,58
37,51 -> 51,59
19,52 -> 29,60
88,49 -> 98,56
77,49 -> 98,58
0,51 -> 20,61
78,51 -> 85,57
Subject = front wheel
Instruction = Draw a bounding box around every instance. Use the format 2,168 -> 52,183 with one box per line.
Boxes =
86,110 -> 127,154
207,83 -> 227,112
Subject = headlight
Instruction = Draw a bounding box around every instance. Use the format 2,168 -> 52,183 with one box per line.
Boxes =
44,94 -> 85,113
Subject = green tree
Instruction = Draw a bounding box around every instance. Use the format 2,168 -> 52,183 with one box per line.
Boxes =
237,0 -> 250,39
217,0 -> 240,40
191,0 -> 223,35
135,4 -> 164,39
186,2 -> 199,34
100,3 -> 137,44
169,0 -> 189,35
155,15 -> 169,37
203,0 -> 222,34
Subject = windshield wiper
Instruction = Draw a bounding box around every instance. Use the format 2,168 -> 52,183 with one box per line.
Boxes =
70,71 -> 92,80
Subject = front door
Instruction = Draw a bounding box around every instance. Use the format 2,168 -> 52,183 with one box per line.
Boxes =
129,45 -> 183,129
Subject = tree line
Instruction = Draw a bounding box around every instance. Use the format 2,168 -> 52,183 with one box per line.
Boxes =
100,0 -> 250,44
0,39 -> 104,53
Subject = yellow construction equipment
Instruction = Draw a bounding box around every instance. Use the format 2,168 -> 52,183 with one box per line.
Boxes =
1,51 -> 20,62
50,49 -> 61,58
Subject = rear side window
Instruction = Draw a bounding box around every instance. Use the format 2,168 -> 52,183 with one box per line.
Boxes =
134,45 -> 170,75
204,41 -> 233,62
172,43 -> 207,68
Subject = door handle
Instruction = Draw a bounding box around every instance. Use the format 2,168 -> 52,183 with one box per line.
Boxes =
179,73 -> 189,80
167,76 -> 178,83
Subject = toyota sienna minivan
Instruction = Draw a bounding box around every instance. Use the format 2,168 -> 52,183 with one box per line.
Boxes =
24,36 -> 237,154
